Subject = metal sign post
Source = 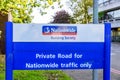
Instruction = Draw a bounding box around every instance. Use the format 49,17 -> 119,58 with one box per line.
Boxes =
6,22 -> 13,80
93,0 -> 98,24
93,0 -> 99,80
104,23 -> 111,80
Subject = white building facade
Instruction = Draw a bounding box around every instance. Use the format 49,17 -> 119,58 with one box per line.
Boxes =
89,0 -> 120,42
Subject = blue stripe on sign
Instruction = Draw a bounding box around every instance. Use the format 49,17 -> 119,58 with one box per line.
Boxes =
13,42 -> 104,51
13,42 -> 104,70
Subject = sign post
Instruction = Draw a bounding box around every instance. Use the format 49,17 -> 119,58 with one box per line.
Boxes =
93,0 -> 99,80
104,23 -> 111,80
6,22 -> 13,80
6,22 -> 111,80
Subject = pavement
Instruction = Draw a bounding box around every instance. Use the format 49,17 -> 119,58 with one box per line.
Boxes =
64,42 -> 120,80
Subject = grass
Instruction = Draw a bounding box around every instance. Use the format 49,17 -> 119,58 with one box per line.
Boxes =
0,55 -> 5,80
13,70 -> 72,80
0,55 -> 72,80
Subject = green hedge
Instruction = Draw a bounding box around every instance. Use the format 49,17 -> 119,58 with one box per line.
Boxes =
0,63 -> 72,80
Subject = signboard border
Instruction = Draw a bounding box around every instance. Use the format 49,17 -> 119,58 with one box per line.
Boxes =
6,22 -> 13,80
5,22 -> 111,80
104,23 -> 111,80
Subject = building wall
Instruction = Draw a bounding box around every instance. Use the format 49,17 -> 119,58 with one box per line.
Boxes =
97,0 -> 120,42
99,0 -> 120,12
88,0 -> 120,42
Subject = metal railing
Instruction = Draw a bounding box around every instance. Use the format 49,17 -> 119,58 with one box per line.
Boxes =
99,18 -> 120,23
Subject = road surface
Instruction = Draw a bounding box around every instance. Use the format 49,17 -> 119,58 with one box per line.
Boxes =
64,42 -> 120,80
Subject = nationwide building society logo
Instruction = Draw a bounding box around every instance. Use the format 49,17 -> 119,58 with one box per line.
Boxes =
42,26 -> 77,35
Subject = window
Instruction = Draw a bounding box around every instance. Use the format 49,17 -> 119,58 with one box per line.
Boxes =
107,11 -> 114,19
114,10 -> 120,18
106,9 -> 120,19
